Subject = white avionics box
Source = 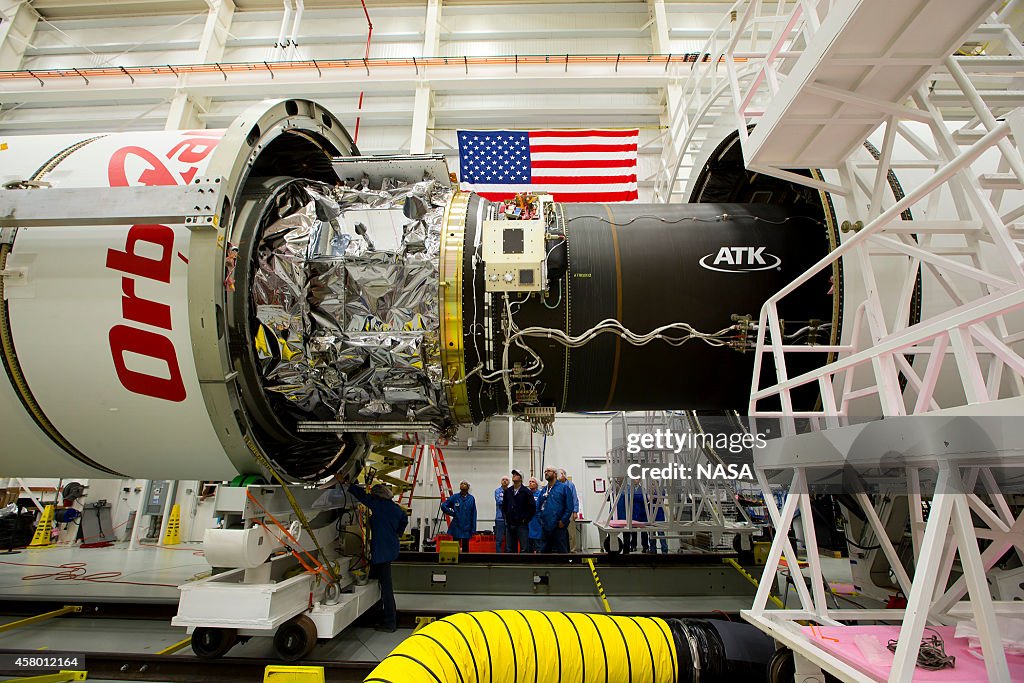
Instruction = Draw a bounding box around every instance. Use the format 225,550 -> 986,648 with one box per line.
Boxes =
482,218 -> 547,292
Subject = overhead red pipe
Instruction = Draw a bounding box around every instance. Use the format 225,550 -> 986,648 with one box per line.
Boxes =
353,0 -> 373,144
0,54 -> 744,82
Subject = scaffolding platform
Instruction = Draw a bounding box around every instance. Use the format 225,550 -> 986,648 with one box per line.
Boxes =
744,0 -> 999,169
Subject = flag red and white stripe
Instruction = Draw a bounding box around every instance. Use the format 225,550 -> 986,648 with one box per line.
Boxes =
457,129 -> 639,203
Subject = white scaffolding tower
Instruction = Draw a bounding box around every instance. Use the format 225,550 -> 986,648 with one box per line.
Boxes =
659,0 -> 1024,680
594,411 -> 759,554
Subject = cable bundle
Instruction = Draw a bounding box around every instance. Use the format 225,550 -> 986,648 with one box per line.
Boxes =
492,311 -> 738,408
886,628 -> 955,671
511,317 -> 737,349
565,213 -> 826,227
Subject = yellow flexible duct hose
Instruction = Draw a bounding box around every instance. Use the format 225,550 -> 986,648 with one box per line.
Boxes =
364,610 -> 679,683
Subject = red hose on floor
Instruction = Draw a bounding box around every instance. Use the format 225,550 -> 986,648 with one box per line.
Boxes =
0,560 -> 180,588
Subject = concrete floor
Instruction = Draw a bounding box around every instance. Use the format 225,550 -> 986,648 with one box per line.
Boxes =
0,542 -> 211,681
0,619 -> 410,683
0,542 -> 407,677
0,615 -> 193,654
0,542 -> 208,603
0,614 -> 408,660
0,542 -> 866,681
398,592 -> 756,613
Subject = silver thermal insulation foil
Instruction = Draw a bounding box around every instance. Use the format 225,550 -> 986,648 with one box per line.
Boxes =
253,178 -> 451,425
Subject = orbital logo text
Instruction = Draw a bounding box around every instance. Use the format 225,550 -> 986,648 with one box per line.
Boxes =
104,133 -> 222,402
698,246 -> 781,273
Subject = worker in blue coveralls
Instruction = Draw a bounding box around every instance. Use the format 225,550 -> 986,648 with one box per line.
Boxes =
615,479 -> 648,553
494,476 -> 509,553
527,477 -> 544,552
346,480 -> 408,632
441,480 -> 477,552
633,483 -> 651,552
558,469 -> 581,552
538,466 -> 573,553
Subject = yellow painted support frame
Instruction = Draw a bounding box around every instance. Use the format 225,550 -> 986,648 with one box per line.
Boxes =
437,540 -> 459,564
263,665 -> 325,682
413,616 -> 436,632
0,606 -> 81,634
723,558 -> 786,609
585,557 -> 612,613
156,637 -> 191,655
3,671 -> 86,683
366,445 -> 414,495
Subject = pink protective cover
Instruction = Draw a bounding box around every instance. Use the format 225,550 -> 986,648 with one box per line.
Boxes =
608,520 -> 648,528
801,625 -> 1024,681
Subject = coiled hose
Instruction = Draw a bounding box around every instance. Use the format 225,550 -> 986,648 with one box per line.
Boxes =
364,611 -> 773,683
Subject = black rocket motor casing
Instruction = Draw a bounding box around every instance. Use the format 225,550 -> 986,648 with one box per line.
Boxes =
459,199 -> 836,421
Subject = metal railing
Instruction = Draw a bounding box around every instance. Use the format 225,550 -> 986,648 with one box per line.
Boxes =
750,94 -> 1024,430
655,0 -> 823,202
708,1 -> 1024,680
655,0 -> 1024,427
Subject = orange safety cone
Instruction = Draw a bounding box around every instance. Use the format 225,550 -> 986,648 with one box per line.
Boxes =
162,503 -> 182,545
29,505 -> 55,548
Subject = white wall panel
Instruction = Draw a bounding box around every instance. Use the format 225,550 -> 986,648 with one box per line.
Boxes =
22,15 -> 205,69
223,8 -> 425,61
406,415 -> 612,551
0,101 -> 171,131
0,1 -> 734,142
441,37 -> 652,57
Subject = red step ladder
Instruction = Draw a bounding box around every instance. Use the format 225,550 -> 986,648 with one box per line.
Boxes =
397,444 -> 454,520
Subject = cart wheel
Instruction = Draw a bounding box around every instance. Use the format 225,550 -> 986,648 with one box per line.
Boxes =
274,614 -> 318,662
602,534 -> 623,555
191,627 -> 238,659
767,647 -> 794,683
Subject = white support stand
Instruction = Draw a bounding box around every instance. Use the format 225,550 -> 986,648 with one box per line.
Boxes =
594,412 -> 759,554
14,478 -> 45,515
746,456 -> 1024,682
659,0 -> 1024,680
128,479 -> 151,552
171,484 -> 376,659
157,480 -> 178,544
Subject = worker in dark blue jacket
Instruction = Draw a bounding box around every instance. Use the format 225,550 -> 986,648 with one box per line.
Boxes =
501,469 -> 535,553
538,466 -> 573,553
348,481 -> 408,632
441,481 -> 477,552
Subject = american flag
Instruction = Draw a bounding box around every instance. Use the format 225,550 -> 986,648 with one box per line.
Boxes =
456,129 -> 639,203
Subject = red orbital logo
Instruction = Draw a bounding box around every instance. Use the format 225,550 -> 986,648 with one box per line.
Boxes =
104,135 -> 221,402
